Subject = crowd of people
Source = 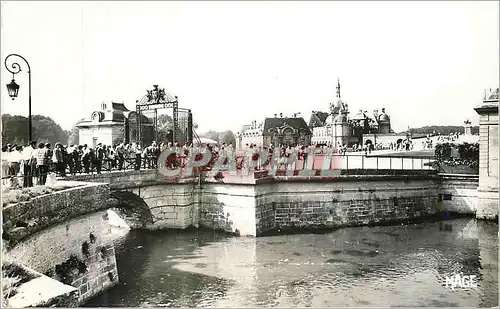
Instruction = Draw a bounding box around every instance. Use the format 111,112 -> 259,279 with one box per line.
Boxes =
0,140 -> 184,189
2,134 -> 439,190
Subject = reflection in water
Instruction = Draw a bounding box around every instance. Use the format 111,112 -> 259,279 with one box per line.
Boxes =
85,219 -> 498,307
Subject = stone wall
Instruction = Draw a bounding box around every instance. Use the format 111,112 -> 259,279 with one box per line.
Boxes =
475,99 -> 499,220
438,174 -> 479,215
62,171 -> 483,237
253,175 -> 441,235
127,182 -> 197,230
198,182 -> 257,236
65,170 -> 158,190
3,262 -> 79,308
3,181 -> 110,247
4,210 -> 119,305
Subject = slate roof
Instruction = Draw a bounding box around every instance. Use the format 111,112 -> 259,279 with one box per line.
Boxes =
76,101 -> 152,126
111,102 -> 129,112
262,117 -> 312,136
308,111 -> 330,128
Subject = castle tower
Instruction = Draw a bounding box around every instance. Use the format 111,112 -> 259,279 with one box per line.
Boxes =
331,78 -> 350,147
336,77 -> 341,100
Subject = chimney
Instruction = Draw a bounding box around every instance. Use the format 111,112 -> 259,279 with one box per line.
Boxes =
279,113 -> 283,118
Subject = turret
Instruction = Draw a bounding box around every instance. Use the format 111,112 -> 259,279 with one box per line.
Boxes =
378,108 -> 391,134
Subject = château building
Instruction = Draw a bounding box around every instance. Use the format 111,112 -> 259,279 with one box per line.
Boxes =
309,79 -> 406,148
236,114 -> 312,149
76,101 -> 154,148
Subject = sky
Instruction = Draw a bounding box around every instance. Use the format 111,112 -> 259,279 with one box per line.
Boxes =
1,1 -> 499,134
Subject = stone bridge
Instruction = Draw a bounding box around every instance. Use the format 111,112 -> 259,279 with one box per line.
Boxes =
2,167 -> 487,306
57,167 -> 487,237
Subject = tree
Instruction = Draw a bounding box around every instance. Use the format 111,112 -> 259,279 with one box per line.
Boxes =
156,114 -> 173,142
67,124 -> 80,146
402,125 -> 480,136
197,130 -> 236,145
2,114 -> 29,145
219,130 -> 236,146
199,130 -> 221,142
1,113 -> 69,146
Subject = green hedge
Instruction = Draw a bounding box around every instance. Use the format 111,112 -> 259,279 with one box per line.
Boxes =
434,142 -> 479,168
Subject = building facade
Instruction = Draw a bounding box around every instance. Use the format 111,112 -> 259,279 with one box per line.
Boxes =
77,102 -> 154,148
309,79 -> 406,148
236,116 -> 312,150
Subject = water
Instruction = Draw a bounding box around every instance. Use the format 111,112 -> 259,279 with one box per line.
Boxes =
85,218 -> 498,307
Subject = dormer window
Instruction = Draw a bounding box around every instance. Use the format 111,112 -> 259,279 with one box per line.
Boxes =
92,111 -> 103,122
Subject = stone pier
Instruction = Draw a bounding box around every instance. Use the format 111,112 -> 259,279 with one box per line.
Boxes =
474,88 -> 499,220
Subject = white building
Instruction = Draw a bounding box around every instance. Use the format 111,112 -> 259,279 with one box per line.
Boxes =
76,101 -> 153,148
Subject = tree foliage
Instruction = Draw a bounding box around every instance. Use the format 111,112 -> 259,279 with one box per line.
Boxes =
198,129 -> 236,145
156,114 -> 173,142
2,114 -> 69,145
402,125 -> 479,136
67,122 -> 82,146
219,130 -> 236,146
435,142 -> 479,168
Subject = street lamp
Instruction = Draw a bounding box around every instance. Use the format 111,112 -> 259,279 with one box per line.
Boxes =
4,53 -> 32,142
6,79 -> 20,98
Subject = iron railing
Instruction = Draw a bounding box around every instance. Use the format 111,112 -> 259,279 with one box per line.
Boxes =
1,152 -> 436,185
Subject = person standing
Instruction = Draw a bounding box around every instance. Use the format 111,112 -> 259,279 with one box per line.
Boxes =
94,143 -> 105,174
8,146 -> 23,187
81,144 -> 91,173
133,143 -> 142,170
34,143 -> 49,185
2,146 -> 11,188
52,143 -> 65,177
142,145 -> 150,169
45,143 -> 53,172
116,143 -> 125,170
75,145 -> 83,174
21,141 -> 37,187
66,144 -> 75,175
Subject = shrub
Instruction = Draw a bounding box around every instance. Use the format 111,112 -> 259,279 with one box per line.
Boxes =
434,142 -> 479,168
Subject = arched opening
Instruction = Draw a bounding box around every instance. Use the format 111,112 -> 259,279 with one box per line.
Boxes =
107,191 -> 154,228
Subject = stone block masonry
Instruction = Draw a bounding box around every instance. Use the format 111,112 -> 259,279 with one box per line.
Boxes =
198,183 -> 257,236
2,181 -> 110,248
5,210 -> 119,305
64,170 -> 483,236
438,174 -> 479,215
254,175 -> 441,235
474,97 -> 499,220
129,182 -> 198,230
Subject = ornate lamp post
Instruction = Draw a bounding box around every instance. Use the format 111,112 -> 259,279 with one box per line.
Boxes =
5,54 -> 32,141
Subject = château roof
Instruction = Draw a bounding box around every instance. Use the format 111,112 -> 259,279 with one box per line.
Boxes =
76,101 -> 152,127
263,117 -> 312,137
308,111 -> 330,128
